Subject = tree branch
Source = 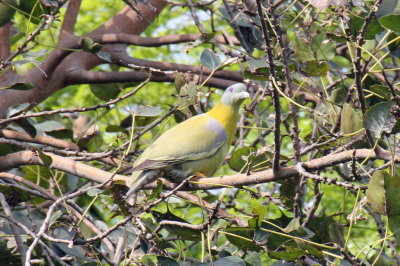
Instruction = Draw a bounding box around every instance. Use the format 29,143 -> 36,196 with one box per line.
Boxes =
0,150 -> 126,184
0,172 -> 116,254
0,24 -> 11,59
0,193 -> 26,265
108,51 -> 243,82
67,69 -> 239,89
0,149 -> 397,191
0,0 -> 167,117
0,129 -> 79,150
59,0 -> 82,40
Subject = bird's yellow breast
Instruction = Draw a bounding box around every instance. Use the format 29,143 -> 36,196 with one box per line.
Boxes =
207,102 -> 239,143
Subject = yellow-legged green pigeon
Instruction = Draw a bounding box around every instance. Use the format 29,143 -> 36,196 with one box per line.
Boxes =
128,83 -> 249,194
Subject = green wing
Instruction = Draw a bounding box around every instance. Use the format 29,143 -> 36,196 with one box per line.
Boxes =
133,114 -> 227,171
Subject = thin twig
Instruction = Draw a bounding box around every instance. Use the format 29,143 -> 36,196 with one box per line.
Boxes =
0,193 -> 26,265
0,0 -> 67,71
0,76 -> 151,126
256,0 -> 282,172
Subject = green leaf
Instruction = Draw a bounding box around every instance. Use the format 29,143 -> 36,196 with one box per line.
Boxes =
388,170 -> 400,242
200,48 -> 221,69
140,237 -> 150,254
243,70 -> 269,81
386,169 -> 400,216
213,256 -> 246,266
106,125 -> 126,133
304,61 -> 329,76
331,87 -> 347,104
148,180 -> 163,200
268,246 -> 303,261
95,51 -> 112,62
0,183 -> 31,201
7,103 -> 31,117
257,219 -> 293,250
314,101 -> 340,130
247,59 -> 269,74
0,0 -> 17,27
312,33 -> 336,60
298,243 -> 324,258
0,143 -> 21,156
141,255 -> 158,266
229,147 -> 271,173
294,37 -> 315,61
328,223 -> 345,247
283,218 -> 301,233
90,43 -> 102,53
81,37 -> 94,52
340,103 -> 363,136
379,14 -> 400,32
369,253 -> 398,266
37,150 -> 52,167
15,118 -> 37,138
152,210 -> 201,241
366,170 -> 387,214
388,214 -> 400,244
19,0 -> 51,24
174,74 -> 185,93
366,169 -> 400,216
377,0 -> 400,17
45,129 -> 73,140
157,256 -> 179,266
179,82 -> 197,97
225,227 -> 260,251
35,120 -> 65,132
252,206 -> 268,227
254,227 -> 269,243
90,83 -> 120,101
364,101 -> 395,138
365,19 -> 384,40
244,252 -> 262,266
87,188 -> 102,196
23,49 -> 48,59
228,147 -> 254,173
349,17 -> 383,40
387,32 -> 400,58
283,218 -> 314,239
279,178 -> 298,208
86,135 -> 103,152
2,82 -> 35,90
370,85 -> 393,100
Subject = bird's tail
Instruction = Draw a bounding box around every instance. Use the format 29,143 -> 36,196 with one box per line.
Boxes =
126,169 -> 161,198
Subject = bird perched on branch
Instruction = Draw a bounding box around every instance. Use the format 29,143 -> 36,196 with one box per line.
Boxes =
127,83 -> 249,195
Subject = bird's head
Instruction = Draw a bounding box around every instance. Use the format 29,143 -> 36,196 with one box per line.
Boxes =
220,83 -> 250,107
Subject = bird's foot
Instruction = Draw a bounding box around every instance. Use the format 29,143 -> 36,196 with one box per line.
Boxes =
193,172 -> 207,179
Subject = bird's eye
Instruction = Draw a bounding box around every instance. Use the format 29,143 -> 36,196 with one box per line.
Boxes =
227,87 -> 233,93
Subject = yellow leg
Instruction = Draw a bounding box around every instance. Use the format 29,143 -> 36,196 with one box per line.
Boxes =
193,172 -> 207,178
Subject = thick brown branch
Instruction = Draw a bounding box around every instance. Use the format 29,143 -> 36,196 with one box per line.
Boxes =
0,24 -> 11,59
59,0 -> 82,40
95,33 -> 240,47
67,69 -> 238,89
0,149 -> 397,190
41,33 -> 239,79
0,0 -> 167,117
0,151 -> 125,184
108,52 -> 243,82
0,129 -> 79,150
147,149 -> 398,190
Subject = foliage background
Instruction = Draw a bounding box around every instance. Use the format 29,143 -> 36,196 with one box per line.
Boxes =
1,0 -> 400,265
